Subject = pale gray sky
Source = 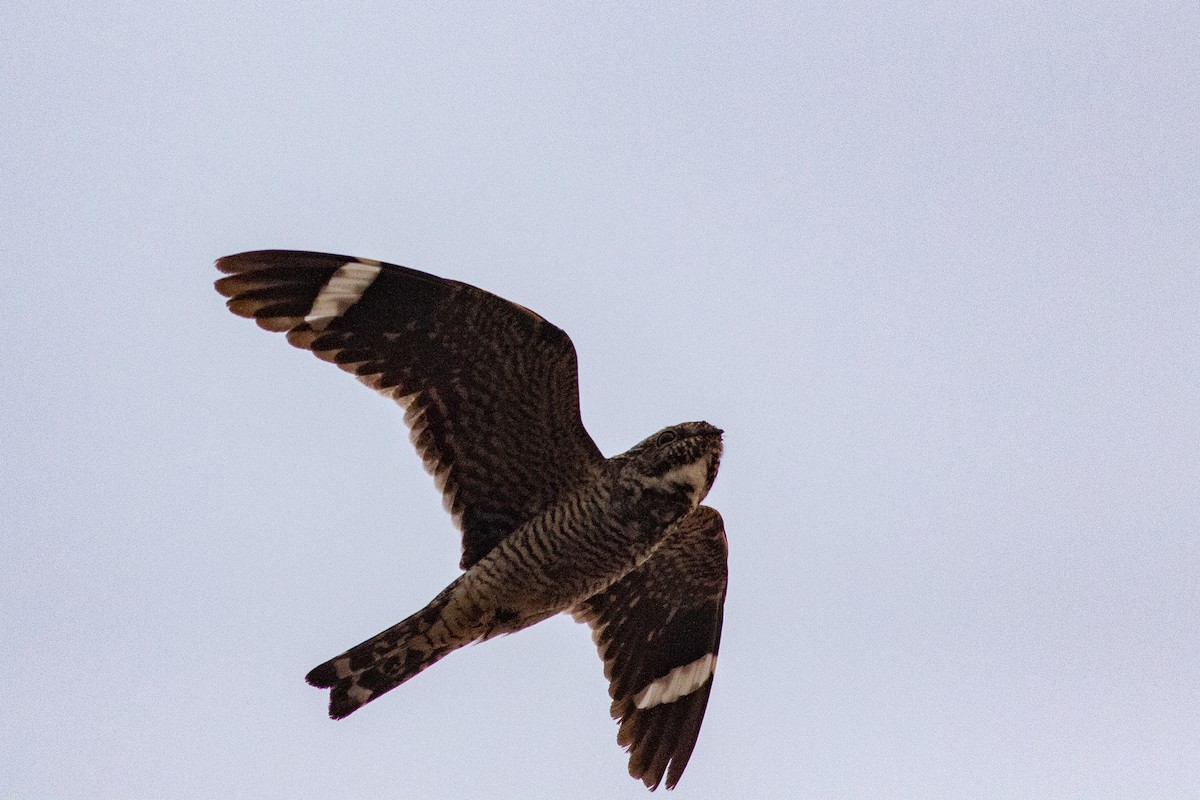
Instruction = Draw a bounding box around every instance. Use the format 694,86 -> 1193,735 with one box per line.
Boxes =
3,3 -> 1198,798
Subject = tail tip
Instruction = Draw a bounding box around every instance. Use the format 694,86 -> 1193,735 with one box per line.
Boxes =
306,664 -> 337,688
328,702 -> 355,720
328,682 -> 373,719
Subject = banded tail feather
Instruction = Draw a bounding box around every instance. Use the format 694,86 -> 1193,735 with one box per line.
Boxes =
305,587 -> 470,719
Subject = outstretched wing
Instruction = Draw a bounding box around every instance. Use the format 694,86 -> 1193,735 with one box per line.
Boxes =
571,506 -> 728,791
215,250 -> 604,568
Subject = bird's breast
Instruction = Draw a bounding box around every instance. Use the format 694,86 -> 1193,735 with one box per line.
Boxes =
461,473 -> 692,616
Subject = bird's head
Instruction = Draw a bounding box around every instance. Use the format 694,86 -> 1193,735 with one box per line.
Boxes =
618,421 -> 723,506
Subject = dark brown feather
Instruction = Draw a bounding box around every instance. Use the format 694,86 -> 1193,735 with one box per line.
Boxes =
216,250 -> 604,567
573,506 -> 728,790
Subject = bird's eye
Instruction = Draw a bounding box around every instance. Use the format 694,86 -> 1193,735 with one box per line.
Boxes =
656,430 -> 679,446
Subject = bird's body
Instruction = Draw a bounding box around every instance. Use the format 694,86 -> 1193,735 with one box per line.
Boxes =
308,425 -> 719,717
216,250 -> 728,790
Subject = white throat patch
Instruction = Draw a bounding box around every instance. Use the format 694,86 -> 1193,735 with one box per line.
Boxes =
658,457 -> 710,505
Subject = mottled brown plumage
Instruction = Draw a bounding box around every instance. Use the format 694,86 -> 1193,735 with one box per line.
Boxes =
573,506 -> 728,789
215,250 -> 728,790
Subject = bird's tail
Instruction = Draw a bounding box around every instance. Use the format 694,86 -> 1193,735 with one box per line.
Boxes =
305,584 -> 473,718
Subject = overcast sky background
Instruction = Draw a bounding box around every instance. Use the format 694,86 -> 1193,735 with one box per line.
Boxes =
3,3 -> 1198,798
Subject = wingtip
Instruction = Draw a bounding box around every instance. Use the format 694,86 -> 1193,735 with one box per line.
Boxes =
214,250 -> 299,275
215,251 -> 255,275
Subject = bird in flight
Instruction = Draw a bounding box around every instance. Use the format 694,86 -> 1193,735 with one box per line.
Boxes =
215,250 -> 728,790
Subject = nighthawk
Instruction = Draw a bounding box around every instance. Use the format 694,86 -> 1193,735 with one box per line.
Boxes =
215,250 -> 727,790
